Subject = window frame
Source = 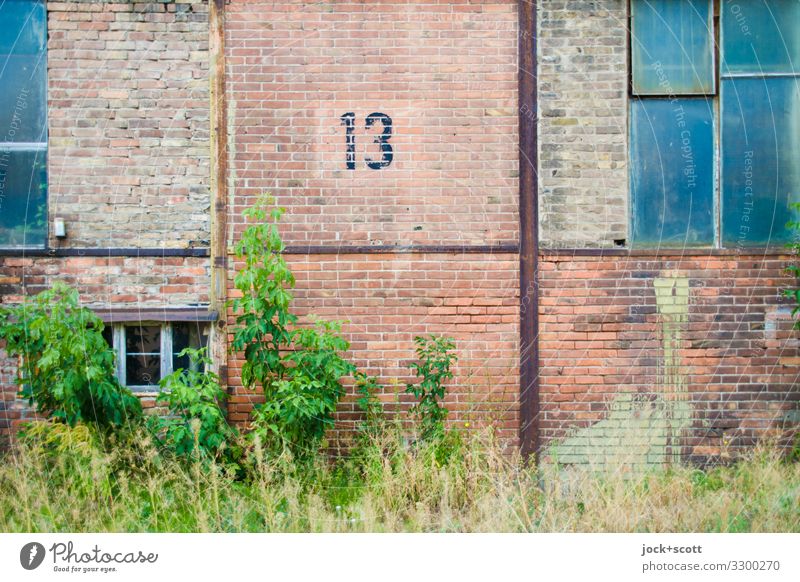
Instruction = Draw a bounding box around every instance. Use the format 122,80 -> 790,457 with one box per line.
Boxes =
105,321 -> 209,393
0,0 -> 48,250
628,0 -> 721,249
629,0 -> 800,249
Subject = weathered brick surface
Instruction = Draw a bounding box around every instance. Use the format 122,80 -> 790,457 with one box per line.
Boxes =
1,1 -> 797,466
47,0 -> 210,248
225,0 -> 519,247
0,256 -> 210,307
538,0 -> 628,248
0,352 -> 19,449
0,1 -> 213,446
539,253 -> 800,465
226,253 -> 521,446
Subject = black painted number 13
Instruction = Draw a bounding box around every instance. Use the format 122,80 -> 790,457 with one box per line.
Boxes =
340,112 -> 393,170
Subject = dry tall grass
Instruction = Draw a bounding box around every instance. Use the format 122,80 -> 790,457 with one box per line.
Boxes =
0,422 -> 797,533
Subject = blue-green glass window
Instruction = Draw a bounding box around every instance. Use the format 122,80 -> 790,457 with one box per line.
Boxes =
719,0 -> 800,246
630,0 -> 800,248
0,0 -> 47,249
721,0 -> 800,75
631,98 -> 715,246
721,77 -> 800,246
631,0 -> 715,95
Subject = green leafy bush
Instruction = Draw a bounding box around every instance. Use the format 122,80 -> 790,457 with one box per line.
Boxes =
230,196 -> 356,454
354,371 -> 385,437
0,282 -> 142,428
405,335 -> 458,441
251,321 -> 356,454
149,347 -> 237,461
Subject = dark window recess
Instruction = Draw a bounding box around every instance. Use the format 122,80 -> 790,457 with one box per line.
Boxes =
125,325 -> 161,387
172,322 -> 209,373
101,326 -> 113,349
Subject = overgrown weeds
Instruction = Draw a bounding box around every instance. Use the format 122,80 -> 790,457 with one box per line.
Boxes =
1,421 -> 797,533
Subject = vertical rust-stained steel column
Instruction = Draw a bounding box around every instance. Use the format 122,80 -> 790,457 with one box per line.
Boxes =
518,0 -> 539,459
209,0 -> 229,384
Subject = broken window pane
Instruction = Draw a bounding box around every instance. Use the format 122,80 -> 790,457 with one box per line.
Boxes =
632,0 -> 714,95
721,76 -> 800,246
721,0 -> 800,75
125,325 -> 162,387
630,98 -> 715,247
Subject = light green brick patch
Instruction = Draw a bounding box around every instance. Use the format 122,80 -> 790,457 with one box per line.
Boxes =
551,274 -> 694,468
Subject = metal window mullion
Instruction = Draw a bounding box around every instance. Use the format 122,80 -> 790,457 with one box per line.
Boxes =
0,142 -> 47,151
161,323 -> 172,381
113,325 -> 125,385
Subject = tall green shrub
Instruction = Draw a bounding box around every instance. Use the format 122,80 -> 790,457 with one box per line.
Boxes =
229,196 -> 355,454
230,197 -> 297,388
0,282 -> 142,428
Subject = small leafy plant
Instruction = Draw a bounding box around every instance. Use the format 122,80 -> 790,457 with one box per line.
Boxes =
149,347 -> 237,460
0,282 -> 142,428
354,371 -> 385,438
783,202 -> 800,328
405,335 -> 458,441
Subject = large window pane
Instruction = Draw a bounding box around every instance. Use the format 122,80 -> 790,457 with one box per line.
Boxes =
0,0 -> 47,250
721,0 -> 800,75
0,55 -> 47,143
630,98 -> 715,247
632,0 -> 714,95
721,77 -> 800,246
0,149 -> 47,247
0,0 -> 46,55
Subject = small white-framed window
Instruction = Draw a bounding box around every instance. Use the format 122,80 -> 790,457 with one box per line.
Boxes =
102,322 -> 209,392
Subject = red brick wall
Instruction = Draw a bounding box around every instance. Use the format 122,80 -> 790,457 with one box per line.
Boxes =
0,256 -> 210,306
223,0 -> 522,447
539,252 -> 800,466
226,252 -> 520,446
2,1 -> 798,466
225,0 -> 519,247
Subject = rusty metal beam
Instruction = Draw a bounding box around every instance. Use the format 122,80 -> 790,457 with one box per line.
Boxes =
518,0 -> 539,460
209,0 -> 228,311
209,0 -> 229,386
